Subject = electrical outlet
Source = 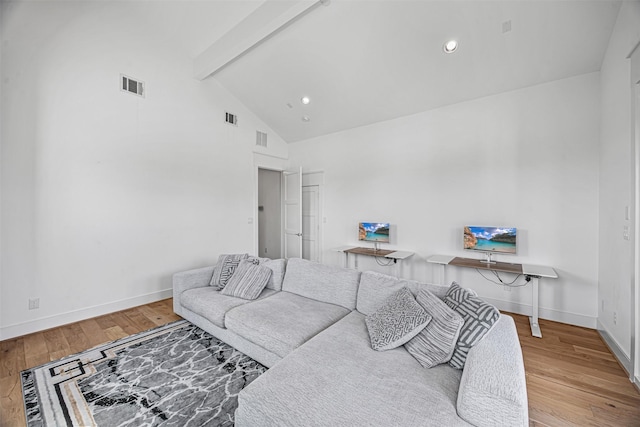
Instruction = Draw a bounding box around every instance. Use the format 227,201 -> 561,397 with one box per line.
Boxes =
503,284 -> 511,292
28,298 -> 40,310
614,311 -> 617,325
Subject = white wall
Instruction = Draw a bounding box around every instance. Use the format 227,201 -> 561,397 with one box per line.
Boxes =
0,1 -> 288,339
289,72 -> 601,328
598,0 -> 640,367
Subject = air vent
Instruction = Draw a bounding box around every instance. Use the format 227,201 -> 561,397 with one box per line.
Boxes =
225,112 -> 238,126
120,74 -> 144,97
256,130 -> 268,147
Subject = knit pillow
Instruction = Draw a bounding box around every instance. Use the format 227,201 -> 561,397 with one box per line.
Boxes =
365,287 -> 432,351
209,253 -> 248,290
221,260 -> 272,300
405,289 -> 464,368
444,282 -> 500,369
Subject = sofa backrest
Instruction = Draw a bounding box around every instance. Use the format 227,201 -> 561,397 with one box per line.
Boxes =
356,271 -> 450,316
282,258 -> 361,310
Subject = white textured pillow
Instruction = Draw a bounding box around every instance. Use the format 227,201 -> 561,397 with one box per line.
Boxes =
365,287 -> 432,351
405,289 -> 464,368
220,260 -> 272,300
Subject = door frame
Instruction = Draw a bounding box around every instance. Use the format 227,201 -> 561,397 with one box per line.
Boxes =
631,42 -> 640,387
253,154 -> 288,258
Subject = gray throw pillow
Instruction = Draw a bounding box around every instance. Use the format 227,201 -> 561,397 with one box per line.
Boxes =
405,289 -> 464,368
220,260 -> 272,300
365,287 -> 432,351
209,253 -> 248,290
444,282 -> 500,369
256,257 -> 286,291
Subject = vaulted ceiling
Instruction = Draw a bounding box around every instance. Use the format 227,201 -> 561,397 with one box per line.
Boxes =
161,0 -> 622,143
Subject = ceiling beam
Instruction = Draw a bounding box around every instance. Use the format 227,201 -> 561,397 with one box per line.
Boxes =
194,0 -> 327,81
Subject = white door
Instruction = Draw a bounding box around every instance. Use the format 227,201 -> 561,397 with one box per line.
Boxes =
302,185 -> 320,262
283,168 -> 303,259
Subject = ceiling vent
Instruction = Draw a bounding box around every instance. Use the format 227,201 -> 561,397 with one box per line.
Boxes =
256,130 -> 268,147
225,112 -> 238,126
121,74 -> 144,97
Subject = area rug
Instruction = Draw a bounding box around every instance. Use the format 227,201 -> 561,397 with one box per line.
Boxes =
21,320 -> 267,426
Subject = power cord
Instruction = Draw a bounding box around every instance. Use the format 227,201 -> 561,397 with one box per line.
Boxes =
375,256 -> 395,267
475,269 -> 530,287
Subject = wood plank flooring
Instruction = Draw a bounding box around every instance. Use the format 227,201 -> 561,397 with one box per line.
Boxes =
511,314 -> 640,427
1,301 -> 639,426
0,299 -> 180,427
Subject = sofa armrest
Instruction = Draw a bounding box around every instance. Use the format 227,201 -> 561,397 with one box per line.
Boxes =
456,314 -> 529,427
172,266 -> 215,313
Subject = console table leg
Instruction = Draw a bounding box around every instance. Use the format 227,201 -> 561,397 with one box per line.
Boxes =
529,276 -> 542,338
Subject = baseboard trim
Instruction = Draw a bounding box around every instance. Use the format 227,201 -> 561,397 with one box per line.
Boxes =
597,320 -> 633,377
0,289 -> 173,341
483,297 -> 597,329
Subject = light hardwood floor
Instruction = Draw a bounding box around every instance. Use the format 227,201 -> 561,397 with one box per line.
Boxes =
1,300 -> 639,426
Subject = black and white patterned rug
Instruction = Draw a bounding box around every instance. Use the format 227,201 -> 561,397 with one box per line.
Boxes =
20,320 -> 266,426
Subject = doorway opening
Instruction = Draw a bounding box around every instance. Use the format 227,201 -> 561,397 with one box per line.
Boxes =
257,168 -> 323,262
258,168 -> 282,259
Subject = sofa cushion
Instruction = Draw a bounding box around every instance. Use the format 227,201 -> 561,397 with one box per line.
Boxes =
180,286 -> 277,328
225,291 -> 350,358
221,260 -> 272,300
209,253 -> 248,290
365,287 -> 431,351
444,282 -> 500,369
405,289 -> 464,368
356,271 -> 450,316
282,258 -> 361,310
235,311 -> 469,427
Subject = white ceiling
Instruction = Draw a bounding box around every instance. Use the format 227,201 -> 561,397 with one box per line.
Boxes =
206,0 -> 620,143
140,0 -> 620,143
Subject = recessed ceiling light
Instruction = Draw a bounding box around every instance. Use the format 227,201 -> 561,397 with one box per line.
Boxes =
302,115 -> 311,122
443,39 -> 458,53
301,96 -> 311,105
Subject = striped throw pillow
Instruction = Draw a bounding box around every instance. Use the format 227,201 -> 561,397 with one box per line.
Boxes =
220,260 -> 272,300
404,289 -> 464,368
209,254 -> 248,290
365,287 -> 432,351
444,282 -> 500,369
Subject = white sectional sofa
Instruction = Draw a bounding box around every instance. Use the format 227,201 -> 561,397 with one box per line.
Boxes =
173,257 -> 528,427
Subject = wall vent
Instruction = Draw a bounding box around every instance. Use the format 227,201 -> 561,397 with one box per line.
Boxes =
256,130 -> 268,147
121,74 -> 145,97
225,112 -> 238,126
